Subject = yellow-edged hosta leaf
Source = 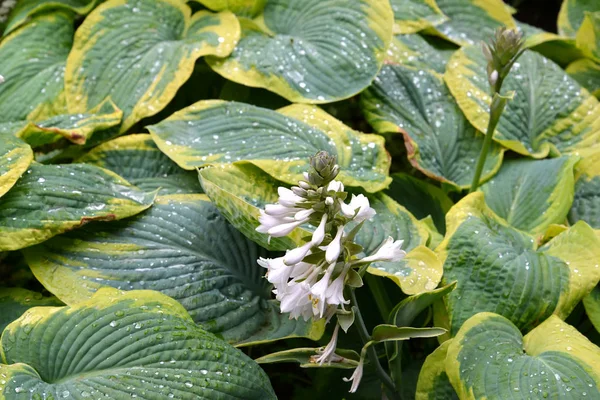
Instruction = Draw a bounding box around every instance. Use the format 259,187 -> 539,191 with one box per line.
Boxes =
576,11 -> 600,62
0,163 -> 155,251
148,100 -> 391,192
428,0 -> 516,46
361,64 -> 503,189
0,288 -> 62,332
65,0 -> 240,132
567,58 -> 600,97
77,134 -> 204,194
0,135 -> 32,198
446,313 -> 600,399
192,0 -> 265,17
0,12 -> 72,123
479,156 -> 578,236
0,289 -> 276,399
569,145 -> 600,228
445,46 -> 600,158
23,195 -> 324,346
415,341 -> 458,400
390,0 -> 447,34
558,0 -> 600,38
4,0 -> 100,34
583,285 -> 600,333
437,192 -> 600,335
384,33 -> 457,74
206,0 -> 393,103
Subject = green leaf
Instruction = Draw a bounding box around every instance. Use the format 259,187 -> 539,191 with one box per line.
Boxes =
390,0 -> 447,34
446,312 -> 600,399
0,12 -> 72,123
0,288 -> 276,399
569,146 -> 600,228
77,134 -> 203,195
371,325 -> 445,342
206,0 -> 393,103
0,136 -> 32,198
389,282 -> 456,328
558,0 -> 600,37
445,46 -> 600,158
0,163 -> 155,251
385,33 -> 457,74
361,64 -> 503,189
149,101 -> 391,192
192,0 -> 265,17
479,156 -> 578,236
385,173 -> 453,234
23,194 -> 324,345
0,288 -> 62,333
567,58 -> 600,98
415,341 -> 459,400
583,285 -> 600,334
4,0 -> 100,34
428,0 -> 516,46
255,347 -> 360,369
438,192 -> 600,336
576,11 -> 600,62
65,0 -> 240,132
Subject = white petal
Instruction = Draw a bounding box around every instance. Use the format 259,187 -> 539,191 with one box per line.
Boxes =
284,242 -> 313,265
327,180 -> 344,192
325,226 -> 344,264
267,219 -> 306,237
314,324 -> 340,365
265,204 -> 299,216
294,208 -> 314,221
361,237 -> 406,263
311,213 -> 328,245
343,358 -> 364,393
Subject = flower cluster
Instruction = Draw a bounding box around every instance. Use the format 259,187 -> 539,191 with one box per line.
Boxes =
256,151 -> 406,391
482,27 -> 524,92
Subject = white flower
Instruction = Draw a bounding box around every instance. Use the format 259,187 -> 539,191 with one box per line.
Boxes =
325,226 -> 344,263
258,257 -> 293,287
310,267 -> 333,318
314,324 -> 340,365
325,265 -> 350,308
311,213 -> 328,246
278,187 -> 304,207
264,204 -> 299,216
266,219 -> 307,237
327,180 -> 344,192
343,356 -> 365,393
294,208 -> 314,221
284,241 -> 313,265
340,194 -> 376,222
361,236 -> 406,263
279,283 -> 313,321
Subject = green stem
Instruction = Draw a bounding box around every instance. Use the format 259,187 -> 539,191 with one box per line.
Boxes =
469,94 -> 509,193
365,274 -> 392,321
350,290 -> 400,400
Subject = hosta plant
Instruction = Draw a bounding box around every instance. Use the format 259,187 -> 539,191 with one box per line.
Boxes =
0,0 -> 600,399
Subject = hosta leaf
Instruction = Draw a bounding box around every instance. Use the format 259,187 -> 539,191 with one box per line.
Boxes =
558,0 -> 600,37
0,289 -> 276,399
576,11 -> 600,62
65,0 -> 240,132
428,0 -> 516,46
390,0 -> 447,34
0,136 -> 32,198
149,100 -> 391,192
438,192 -> 600,335
519,21 -> 565,49
569,146 -> 600,228
17,99 -> 123,147
567,58 -> 600,97
0,12 -> 72,123
446,313 -> 600,399
385,173 -> 453,234
479,156 -> 578,236
446,46 -> 600,158
206,0 -> 393,103
78,134 -> 203,195
0,163 -> 155,251
385,33 -> 457,74
193,0 -> 265,17
4,0 -> 100,34
255,347 -> 360,369
199,163 -> 436,294
361,64 -> 503,189
415,341 -> 458,400
23,194 -> 324,345
0,288 -> 62,333
584,285 -> 600,334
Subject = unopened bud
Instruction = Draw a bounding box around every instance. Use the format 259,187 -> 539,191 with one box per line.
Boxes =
308,151 -> 339,187
482,27 -> 524,93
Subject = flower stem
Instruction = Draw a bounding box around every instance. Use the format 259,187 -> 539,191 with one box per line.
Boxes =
350,290 -> 400,400
469,94 -> 509,193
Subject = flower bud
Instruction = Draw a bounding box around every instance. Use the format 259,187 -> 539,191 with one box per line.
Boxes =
482,27 -> 524,93
308,151 -> 339,186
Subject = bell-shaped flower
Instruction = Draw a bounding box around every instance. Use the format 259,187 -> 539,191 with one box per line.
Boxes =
325,226 -> 344,263
327,180 -> 344,193
314,323 -> 340,365
310,267 -> 333,318
267,219 -> 307,237
284,242 -> 313,265
311,213 -> 328,246
360,236 -> 406,263
343,356 -> 365,393
258,257 -> 293,288
278,187 -> 304,207
265,204 -> 300,217
279,283 -> 313,321
325,265 -> 350,308
340,194 -> 376,223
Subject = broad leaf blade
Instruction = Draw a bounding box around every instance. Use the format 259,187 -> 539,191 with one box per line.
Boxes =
390,0 -> 447,34
558,0 -> 600,37
4,0 -> 100,34
567,58 -> 600,98
415,341 -> 459,400
0,288 -> 276,399
0,288 -> 62,333
0,136 -> 32,198
255,348 -> 360,369
569,146 -> 600,228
